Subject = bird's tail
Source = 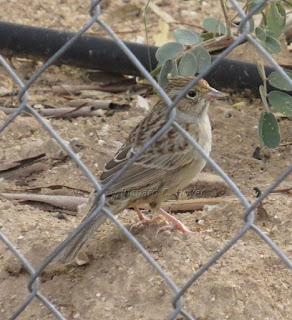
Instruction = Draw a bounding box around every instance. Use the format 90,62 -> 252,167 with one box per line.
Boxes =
57,201 -> 108,264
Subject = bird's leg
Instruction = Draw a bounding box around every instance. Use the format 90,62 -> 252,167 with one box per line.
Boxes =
157,208 -> 193,234
130,206 -> 163,230
133,206 -> 163,222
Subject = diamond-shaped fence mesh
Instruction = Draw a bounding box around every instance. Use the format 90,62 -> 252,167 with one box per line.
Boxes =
0,0 -> 291,319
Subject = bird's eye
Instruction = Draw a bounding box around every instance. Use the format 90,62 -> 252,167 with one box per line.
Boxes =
186,90 -> 197,99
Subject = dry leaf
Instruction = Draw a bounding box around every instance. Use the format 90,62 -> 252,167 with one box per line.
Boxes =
153,19 -> 170,47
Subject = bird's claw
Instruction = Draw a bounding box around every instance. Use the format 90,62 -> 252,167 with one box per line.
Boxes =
156,220 -> 194,235
130,215 -> 163,231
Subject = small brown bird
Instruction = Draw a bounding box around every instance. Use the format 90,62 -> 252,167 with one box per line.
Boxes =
59,76 -> 223,263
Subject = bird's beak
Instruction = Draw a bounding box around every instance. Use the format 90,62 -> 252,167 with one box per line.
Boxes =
206,86 -> 225,100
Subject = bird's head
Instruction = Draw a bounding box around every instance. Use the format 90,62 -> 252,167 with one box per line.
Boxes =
165,76 -> 224,122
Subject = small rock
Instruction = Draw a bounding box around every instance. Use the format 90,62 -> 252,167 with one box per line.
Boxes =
203,204 -> 218,212
75,252 -> 89,265
56,213 -> 66,220
5,258 -> 23,275
135,95 -> 150,112
97,139 -> 106,147
99,124 -> 110,136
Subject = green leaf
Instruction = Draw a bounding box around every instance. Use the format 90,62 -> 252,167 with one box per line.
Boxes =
265,30 -> 278,38
260,36 -> 281,55
268,70 -> 292,90
178,53 -> 197,76
203,18 -> 226,34
259,85 -> 269,110
191,47 -> 211,73
173,29 -> 203,45
268,91 -> 292,116
249,0 -> 268,14
155,42 -> 184,64
255,26 -> 266,42
158,59 -> 173,88
258,112 -> 280,148
201,32 -> 216,41
266,2 -> 286,38
256,63 -> 266,81
171,60 -> 178,77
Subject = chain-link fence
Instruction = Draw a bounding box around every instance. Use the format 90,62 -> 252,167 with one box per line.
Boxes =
0,0 -> 291,319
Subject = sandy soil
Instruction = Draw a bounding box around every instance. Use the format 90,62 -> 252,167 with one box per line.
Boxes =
0,1 -> 291,320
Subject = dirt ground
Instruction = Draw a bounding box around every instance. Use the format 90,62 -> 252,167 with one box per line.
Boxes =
0,1 -> 291,320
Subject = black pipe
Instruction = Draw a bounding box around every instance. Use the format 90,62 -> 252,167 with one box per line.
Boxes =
0,21 -> 157,76
0,21 -> 290,94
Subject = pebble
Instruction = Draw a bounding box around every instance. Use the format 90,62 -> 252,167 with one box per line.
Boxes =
97,139 -> 106,147
99,124 -> 110,136
135,95 -> 150,112
203,204 -> 218,212
277,303 -> 284,310
198,219 -> 205,225
76,252 -> 89,265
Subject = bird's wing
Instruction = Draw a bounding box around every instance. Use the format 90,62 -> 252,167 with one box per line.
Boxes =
100,142 -> 194,195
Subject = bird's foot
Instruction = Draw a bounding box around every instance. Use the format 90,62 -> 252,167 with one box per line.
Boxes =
130,206 -> 163,231
156,208 -> 194,234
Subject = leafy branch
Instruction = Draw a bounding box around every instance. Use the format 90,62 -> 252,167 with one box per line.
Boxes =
146,0 -> 291,148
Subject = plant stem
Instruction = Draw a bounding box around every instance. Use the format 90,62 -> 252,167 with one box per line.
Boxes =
220,0 -> 232,37
260,61 -> 270,113
143,0 -> 152,72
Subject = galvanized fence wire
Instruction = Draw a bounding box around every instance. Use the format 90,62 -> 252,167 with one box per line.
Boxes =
0,0 -> 291,318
